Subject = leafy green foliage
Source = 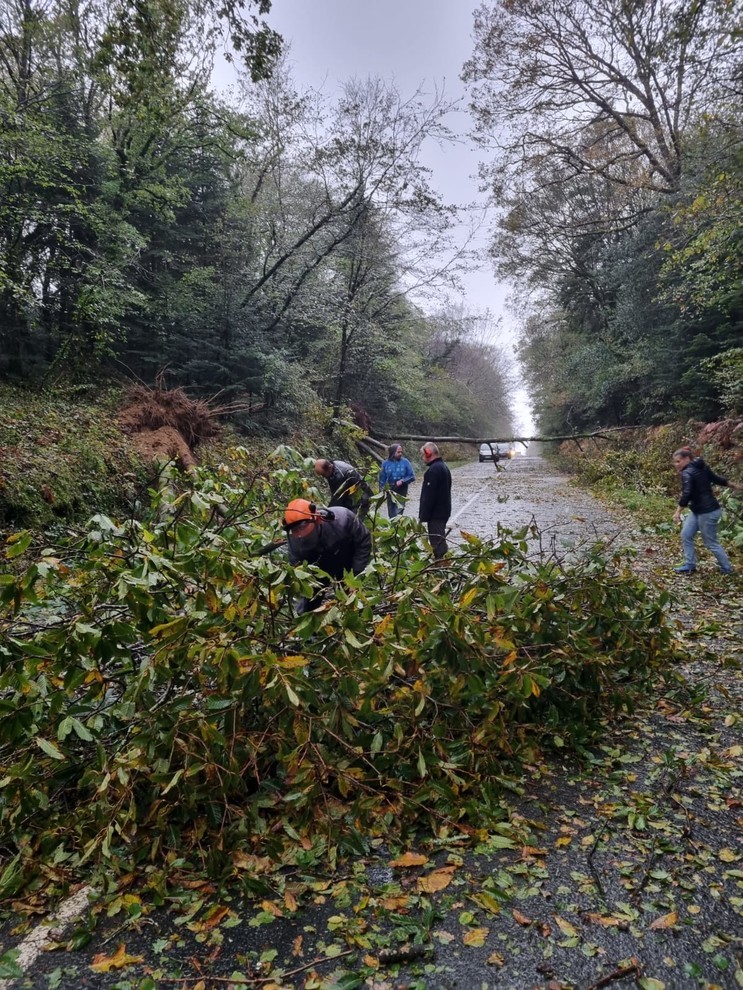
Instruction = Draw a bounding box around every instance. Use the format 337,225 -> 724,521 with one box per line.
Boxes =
0,385 -> 147,530
0,447 -> 679,902
700,348 -> 743,416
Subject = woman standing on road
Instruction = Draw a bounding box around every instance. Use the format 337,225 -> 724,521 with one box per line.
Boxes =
672,447 -> 743,575
379,443 -> 416,518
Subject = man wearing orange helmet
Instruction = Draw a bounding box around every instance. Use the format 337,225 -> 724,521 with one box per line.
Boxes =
283,498 -> 371,612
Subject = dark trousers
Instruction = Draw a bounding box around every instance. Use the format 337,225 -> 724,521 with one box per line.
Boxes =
427,519 -> 448,559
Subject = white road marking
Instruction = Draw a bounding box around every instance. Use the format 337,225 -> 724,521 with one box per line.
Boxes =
0,885 -> 92,989
449,485 -> 488,527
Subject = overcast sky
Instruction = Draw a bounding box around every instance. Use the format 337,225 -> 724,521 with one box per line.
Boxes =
224,0 -> 534,428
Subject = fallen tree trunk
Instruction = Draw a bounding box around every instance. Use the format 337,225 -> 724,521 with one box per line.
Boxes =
370,426 -> 642,445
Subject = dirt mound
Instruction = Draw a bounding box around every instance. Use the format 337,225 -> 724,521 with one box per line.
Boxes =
696,417 -> 743,458
118,383 -> 224,471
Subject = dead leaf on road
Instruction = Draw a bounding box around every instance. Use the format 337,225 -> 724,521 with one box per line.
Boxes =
389,851 -> 428,868
90,943 -> 144,973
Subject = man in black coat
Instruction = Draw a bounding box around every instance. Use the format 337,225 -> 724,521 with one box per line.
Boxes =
314,458 -> 372,518
418,442 -> 452,559
284,498 -> 371,612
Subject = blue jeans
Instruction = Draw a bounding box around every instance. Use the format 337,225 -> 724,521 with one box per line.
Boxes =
680,509 -> 732,572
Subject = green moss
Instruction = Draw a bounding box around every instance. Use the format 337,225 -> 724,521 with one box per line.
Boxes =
0,384 -> 147,532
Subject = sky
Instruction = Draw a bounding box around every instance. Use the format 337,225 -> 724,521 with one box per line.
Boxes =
219,0 -> 534,430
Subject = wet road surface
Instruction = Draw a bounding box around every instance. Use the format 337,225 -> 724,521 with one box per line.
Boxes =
406,448 -> 623,558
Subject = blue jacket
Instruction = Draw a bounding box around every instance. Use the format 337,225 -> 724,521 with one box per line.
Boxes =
678,457 -> 730,514
379,457 -> 415,494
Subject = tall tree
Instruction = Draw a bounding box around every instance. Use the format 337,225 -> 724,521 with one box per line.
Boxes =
463,0 -> 738,204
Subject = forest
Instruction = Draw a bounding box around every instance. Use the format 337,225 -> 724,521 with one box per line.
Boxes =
0,0 -> 515,440
2,0 -> 740,441
464,0 -> 743,432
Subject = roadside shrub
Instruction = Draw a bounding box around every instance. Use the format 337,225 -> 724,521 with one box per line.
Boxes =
0,449 -> 680,902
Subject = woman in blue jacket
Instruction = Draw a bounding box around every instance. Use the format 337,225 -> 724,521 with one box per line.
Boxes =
379,443 -> 415,518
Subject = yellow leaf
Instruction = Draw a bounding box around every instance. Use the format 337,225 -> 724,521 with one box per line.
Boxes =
463,927 -> 489,947
460,587 -> 478,610
487,951 -> 505,966
363,954 -> 379,969
718,848 -> 738,862
554,915 -> 578,937
521,846 -> 547,857
470,891 -> 502,916
284,890 -> 298,913
417,866 -> 456,893
649,911 -> 678,930
380,895 -> 411,911
188,904 -> 231,932
276,655 -> 307,668
388,852 -> 428,868
292,934 -> 303,957
585,913 -> 622,927
374,614 -> 393,638
260,899 -> 284,917
232,852 -> 273,873
556,836 -> 572,848
90,944 -> 144,973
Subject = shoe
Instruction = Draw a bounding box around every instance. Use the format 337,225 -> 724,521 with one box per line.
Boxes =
674,565 -> 696,574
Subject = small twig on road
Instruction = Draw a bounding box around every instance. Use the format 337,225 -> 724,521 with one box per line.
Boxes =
584,958 -> 641,989
157,949 -> 355,984
586,818 -> 611,903
630,836 -> 660,904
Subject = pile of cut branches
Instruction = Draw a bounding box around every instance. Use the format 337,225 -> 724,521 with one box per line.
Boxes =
0,448 -> 682,906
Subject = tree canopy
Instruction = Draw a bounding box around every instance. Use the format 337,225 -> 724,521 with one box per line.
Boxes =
0,0 -> 515,439
464,0 -> 742,432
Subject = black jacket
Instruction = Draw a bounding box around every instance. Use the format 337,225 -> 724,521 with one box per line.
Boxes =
325,460 -> 372,516
288,507 -> 371,578
419,457 -> 452,522
678,457 -> 729,514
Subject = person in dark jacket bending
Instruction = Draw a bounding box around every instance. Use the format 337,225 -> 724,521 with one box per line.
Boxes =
672,447 -> 742,574
314,458 -> 372,518
284,498 -> 371,612
418,442 -> 452,559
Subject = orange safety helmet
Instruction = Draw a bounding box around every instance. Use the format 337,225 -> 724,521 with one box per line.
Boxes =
283,498 -> 318,529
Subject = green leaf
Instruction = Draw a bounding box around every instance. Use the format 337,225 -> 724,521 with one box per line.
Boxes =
71,718 -> 93,742
0,949 -> 23,979
36,737 -> 66,761
417,749 -> 427,778
6,531 -> 32,559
